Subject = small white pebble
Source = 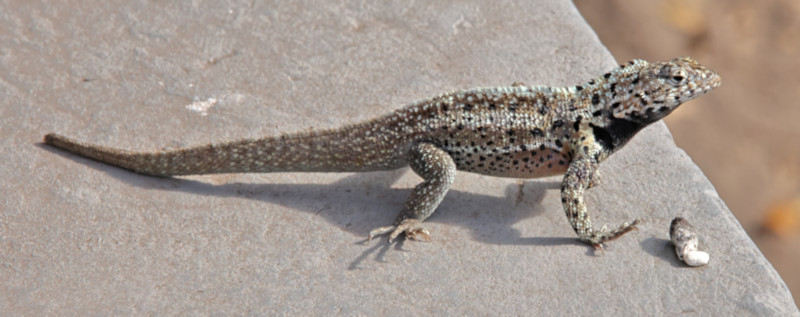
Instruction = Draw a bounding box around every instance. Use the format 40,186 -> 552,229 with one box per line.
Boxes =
683,250 -> 710,267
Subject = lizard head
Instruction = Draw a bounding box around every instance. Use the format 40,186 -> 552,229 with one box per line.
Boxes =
587,57 -> 721,152
609,56 -> 721,124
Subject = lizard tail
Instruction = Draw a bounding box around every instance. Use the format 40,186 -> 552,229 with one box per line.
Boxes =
43,128 -> 404,176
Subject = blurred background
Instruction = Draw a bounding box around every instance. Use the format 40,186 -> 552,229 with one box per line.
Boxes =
575,0 -> 800,305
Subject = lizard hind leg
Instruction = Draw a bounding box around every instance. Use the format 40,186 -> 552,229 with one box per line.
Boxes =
368,142 -> 456,243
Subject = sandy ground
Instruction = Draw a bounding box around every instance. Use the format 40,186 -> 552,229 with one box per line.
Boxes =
575,0 -> 800,306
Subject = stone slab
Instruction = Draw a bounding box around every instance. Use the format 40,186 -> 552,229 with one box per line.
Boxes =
1,1 -> 796,315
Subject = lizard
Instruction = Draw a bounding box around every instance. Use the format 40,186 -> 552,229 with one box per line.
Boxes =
44,56 -> 721,249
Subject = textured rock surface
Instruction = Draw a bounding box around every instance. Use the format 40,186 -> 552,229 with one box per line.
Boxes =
1,1 -> 796,315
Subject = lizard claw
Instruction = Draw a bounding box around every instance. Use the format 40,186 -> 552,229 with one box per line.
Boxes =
368,219 -> 431,243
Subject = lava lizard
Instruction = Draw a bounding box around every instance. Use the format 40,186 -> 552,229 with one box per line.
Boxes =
44,56 -> 721,249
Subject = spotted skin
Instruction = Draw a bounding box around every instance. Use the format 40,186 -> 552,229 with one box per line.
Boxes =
44,56 -> 721,248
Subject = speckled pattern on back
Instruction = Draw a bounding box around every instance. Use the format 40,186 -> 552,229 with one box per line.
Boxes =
45,56 -> 721,248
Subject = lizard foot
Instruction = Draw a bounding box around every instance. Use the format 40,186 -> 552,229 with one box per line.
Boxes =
586,219 -> 641,250
368,219 -> 431,243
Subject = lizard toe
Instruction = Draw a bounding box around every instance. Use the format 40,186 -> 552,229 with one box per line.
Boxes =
391,219 -> 431,242
586,219 -> 642,246
368,225 -> 396,241
405,227 -> 431,242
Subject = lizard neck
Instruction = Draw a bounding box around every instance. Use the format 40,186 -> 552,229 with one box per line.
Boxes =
588,117 -> 645,153
573,64 -> 653,153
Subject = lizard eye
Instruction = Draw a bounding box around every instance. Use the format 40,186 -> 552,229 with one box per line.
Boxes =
669,69 -> 688,85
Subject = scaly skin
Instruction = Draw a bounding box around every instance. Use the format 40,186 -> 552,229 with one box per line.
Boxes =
44,56 -> 721,248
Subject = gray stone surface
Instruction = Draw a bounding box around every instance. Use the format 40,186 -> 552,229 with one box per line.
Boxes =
1,0 -> 796,315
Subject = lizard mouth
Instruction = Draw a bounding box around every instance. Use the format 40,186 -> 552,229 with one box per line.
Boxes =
686,71 -> 721,100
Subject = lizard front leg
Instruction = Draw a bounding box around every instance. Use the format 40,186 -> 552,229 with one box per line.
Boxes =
368,142 -> 456,242
562,155 -> 640,249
